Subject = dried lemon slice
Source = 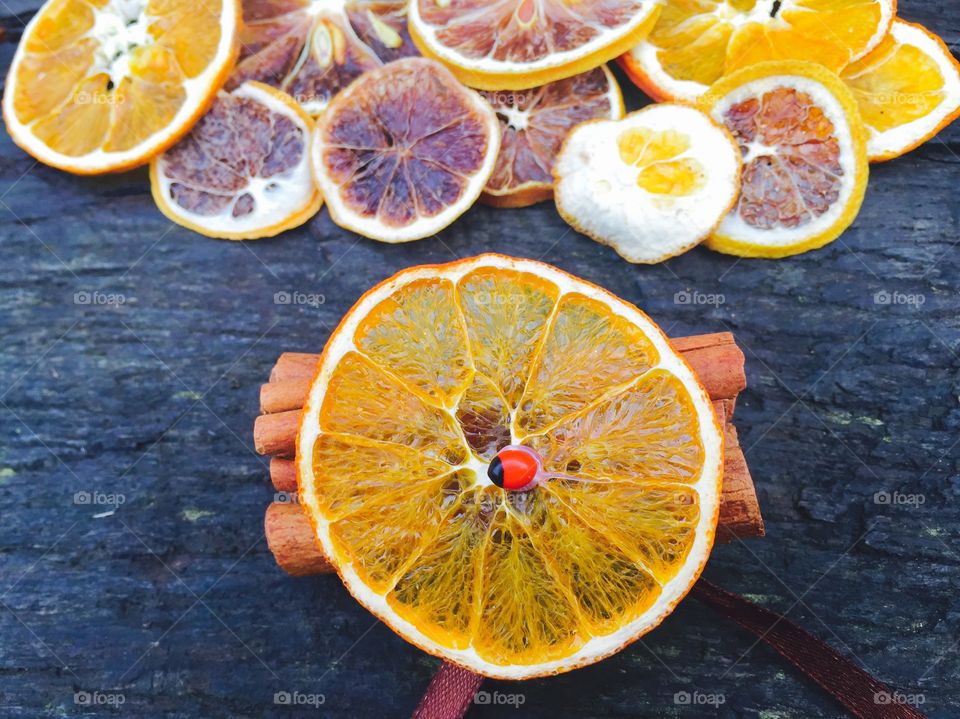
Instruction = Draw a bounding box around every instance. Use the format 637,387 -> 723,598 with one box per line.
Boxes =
702,61 -> 869,258
311,58 -> 500,243
554,104 -> 741,263
297,254 -> 723,679
150,82 -> 322,240
3,0 -> 240,174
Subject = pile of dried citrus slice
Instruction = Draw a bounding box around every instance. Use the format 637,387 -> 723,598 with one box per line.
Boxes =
296,254 -> 724,677
2,0 -> 958,254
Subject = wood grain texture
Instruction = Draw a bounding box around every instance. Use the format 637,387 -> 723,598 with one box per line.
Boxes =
0,2 -> 957,717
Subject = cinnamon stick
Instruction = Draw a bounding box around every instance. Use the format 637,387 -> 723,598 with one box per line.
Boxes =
265,502 -> 332,576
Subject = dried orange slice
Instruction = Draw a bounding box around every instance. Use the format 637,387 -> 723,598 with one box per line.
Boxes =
311,58 -> 500,243
482,66 -> 625,208
701,61 -> 869,258
3,0 -> 240,174
620,0 -> 895,103
408,0 -> 660,91
841,19 -> 960,162
229,0 -> 418,116
554,104 -> 741,263
296,254 -> 723,679
150,82 -> 322,240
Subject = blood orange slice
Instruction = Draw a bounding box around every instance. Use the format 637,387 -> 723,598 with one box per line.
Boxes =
408,0 -> 660,90
229,0 -> 418,115
701,61 -> 869,258
482,65 -> 625,208
296,254 -> 723,679
311,58 -> 500,243
150,82 -> 322,240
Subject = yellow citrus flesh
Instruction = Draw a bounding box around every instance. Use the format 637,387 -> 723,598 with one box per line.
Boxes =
3,0 -> 240,173
150,82 -> 322,240
230,0 -> 418,116
408,0 -> 660,90
841,19 -> 960,162
296,254 -> 723,679
620,0 -> 894,102
702,61 -> 869,258
482,65 -> 625,208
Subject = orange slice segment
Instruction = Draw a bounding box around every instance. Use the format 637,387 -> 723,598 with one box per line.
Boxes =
554,103 -> 741,263
408,0 -> 660,91
297,254 -> 723,679
230,0 -> 418,115
841,19 -> 960,162
150,82 -> 322,240
620,0 -> 895,102
310,57 -> 500,243
482,65 -> 625,208
3,0 -> 240,174
701,60 -> 869,258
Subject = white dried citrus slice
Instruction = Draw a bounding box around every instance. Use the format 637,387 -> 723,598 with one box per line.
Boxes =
230,0 -> 418,115
620,0 -> 894,103
554,104 -> 741,264
3,0 -> 240,174
701,61 -> 869,258
408,0 -> 660,90
482,65 -> 625,208
150,82 -> 322,240
297,253 -> 723,679
311,58 -> 500,243
841,19 -> 960,162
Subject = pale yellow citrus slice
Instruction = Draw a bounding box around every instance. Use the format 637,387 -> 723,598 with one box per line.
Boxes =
841,19 -> 960,162
408,0 -> 661,91
230,0 -> 418,115
701,61 -> 869,258
554,104 -> 741,263
482,65 -> 625,208
150,82 -> 322,240
296,254 -> 723,679
3,0 -> 240,174
310,58 -> 500,243
620,0 -> 895,103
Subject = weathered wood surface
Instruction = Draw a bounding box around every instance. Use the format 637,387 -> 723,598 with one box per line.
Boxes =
0,2 -> 958,717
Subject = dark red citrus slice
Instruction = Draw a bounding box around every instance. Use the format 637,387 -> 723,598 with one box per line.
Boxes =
311,57 -> 500,242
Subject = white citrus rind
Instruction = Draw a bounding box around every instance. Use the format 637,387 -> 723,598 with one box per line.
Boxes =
297,254 -> 723,680
555,104 -> 741,263
2,0 -> 239,173
311,59 -> 501,243
710,74 -> 859,248
153,83 -> 317,237
409,1 -> 658,78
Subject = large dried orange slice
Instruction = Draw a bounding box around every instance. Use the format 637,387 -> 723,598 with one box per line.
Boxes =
841,19 -> 960,162
296,254 -> 723,679
229,0 -> 418,116
3,0 -> 240,174
408,0 -> 660,91
701,61 -> 869,258
620,0 -> 895,103
482,66 -> 625,208
554,104 -> 741,263
150,82 -> 322,240
311,58 -> 500,243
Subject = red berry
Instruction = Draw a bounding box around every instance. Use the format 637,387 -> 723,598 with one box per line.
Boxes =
487,447 -> 541,491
